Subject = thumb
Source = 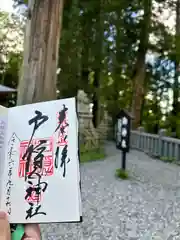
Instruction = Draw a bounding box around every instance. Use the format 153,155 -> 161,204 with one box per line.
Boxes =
0,211 -> 10,240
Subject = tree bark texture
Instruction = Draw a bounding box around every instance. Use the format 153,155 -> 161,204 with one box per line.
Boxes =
17,0 -> 64,105
171,0 -> 180,136
92,1 -> 103,128
131,0 -> 152,129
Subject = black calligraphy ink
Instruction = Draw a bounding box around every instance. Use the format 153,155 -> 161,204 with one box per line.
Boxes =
6,133 -> 20,215
28,110 -> 49,142
24,110 -> 49,220
60,145 -> 70,177
8,132 -> 21,146
23,140 -> 47,180
54,105 -> 70,178
54,104 -> 69,168
26,203 -> 46,219
25,171 -> 48,219
24,151 -> 48,219
55,105 -> 68,133
54,147 -> 60,168
25,179 -> 47,202
23,111 -> 48,180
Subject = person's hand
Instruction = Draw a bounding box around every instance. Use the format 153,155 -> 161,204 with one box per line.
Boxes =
23,224 -> 41,240
0,211 -> 41,240
0,211 -> 10,240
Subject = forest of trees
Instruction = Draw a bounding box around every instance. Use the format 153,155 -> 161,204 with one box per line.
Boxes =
0,0 -> 180,137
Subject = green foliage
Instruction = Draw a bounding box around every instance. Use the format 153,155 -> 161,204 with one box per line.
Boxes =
2,0 -> 180,137
115,169 -> 129,180
80,145 -> 105,163
160,156 -> 176,163
59,0 -> 173,131
13,0 -> 28,7
0,11 -> 23,107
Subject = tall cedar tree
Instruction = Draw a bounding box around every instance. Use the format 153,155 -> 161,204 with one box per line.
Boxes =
17,0 -> 64,105
131,0 -> 152,129
172,0 -> 180,136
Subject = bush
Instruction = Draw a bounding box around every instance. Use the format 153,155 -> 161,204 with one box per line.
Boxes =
160,156 -> 176,163
115,168 -> 129,179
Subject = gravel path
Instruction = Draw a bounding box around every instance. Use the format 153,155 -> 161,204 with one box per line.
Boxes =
41,142 -> 180,240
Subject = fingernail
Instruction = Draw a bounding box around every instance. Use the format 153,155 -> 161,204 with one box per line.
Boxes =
0,211 -> 6,219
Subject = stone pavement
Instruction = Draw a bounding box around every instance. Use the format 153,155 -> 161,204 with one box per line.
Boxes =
41,142 -> 180,240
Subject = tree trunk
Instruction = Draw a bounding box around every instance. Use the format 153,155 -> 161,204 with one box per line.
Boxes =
17,0 -> 64,105
131,0 -> 152,129
92,1 -> 103,128
154,94 -> 159,134
171,0 -> 180,136
80,10 -> 92,95
140,93 -> 145,126
92,69 -> 101,128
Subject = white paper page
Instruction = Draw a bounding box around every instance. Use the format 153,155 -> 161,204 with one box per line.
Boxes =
0,106 -> 8,209
76,115 -> 82,218
1,98 -> 81,223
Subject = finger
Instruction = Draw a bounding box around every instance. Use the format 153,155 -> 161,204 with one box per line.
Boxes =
0,211 -> 10,240
23,224 -> 41,240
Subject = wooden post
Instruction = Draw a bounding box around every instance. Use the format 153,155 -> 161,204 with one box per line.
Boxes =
158,129 -> 166,158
